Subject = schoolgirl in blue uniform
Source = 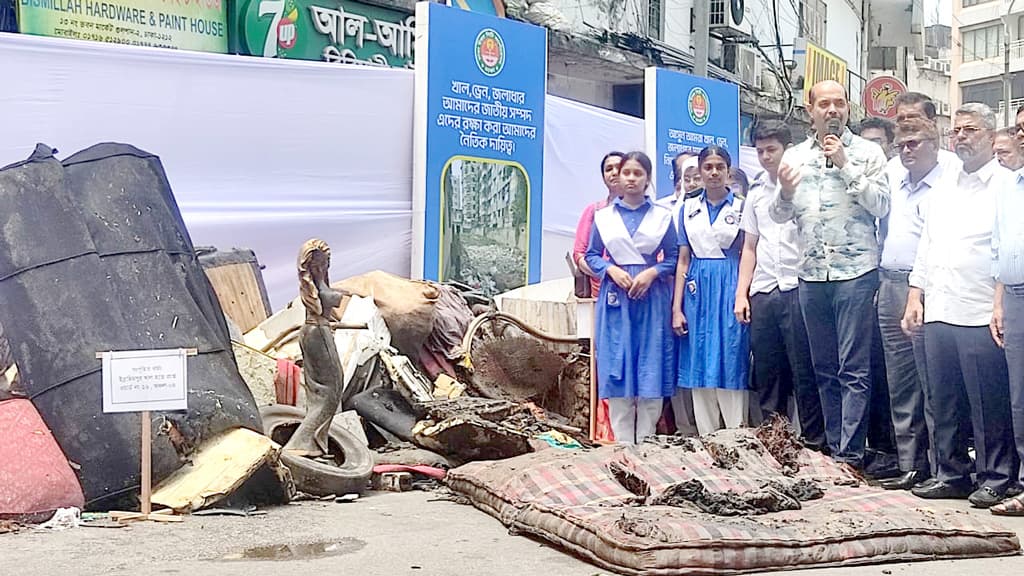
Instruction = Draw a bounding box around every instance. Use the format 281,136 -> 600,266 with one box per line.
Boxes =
586,151 -> 678,444
672,146 -> 750,435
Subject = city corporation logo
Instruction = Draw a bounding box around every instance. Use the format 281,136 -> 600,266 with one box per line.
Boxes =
475,29 -> 505,77
688,87 -> 710,126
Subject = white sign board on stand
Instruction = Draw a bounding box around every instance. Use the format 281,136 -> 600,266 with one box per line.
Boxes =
100,349 -> 190,413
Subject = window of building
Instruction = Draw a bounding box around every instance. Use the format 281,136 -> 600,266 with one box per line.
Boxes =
801,0 -> 827,46
961,80 -> 1002,110
961,24 -> 1002,62
961,0 -> 988,7
648,0 -> 663,41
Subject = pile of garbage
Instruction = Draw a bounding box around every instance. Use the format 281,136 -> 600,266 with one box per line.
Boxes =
0,142 -> 589,525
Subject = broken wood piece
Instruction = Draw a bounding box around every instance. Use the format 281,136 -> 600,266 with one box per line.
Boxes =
432,374 -> 466,399
151,427 -> 278,513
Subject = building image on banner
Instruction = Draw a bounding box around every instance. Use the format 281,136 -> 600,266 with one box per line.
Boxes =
442,158 -> 528,294
230,0 -> 414,67
643,67 -> 740,199
16,0 -> 228,52
792,38 -> 848,106
413,2 -> 545,295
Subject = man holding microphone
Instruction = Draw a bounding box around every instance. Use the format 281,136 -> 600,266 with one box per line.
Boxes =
770,80 -> 890,471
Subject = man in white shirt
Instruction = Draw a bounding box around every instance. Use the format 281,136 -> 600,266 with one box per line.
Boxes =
994,127 -> 1024,171
889,92 -> 961,175
876,118 -> 956,491
903,103 -> 1017,508
735,120 -> 825,450
990,166 -> 1024,513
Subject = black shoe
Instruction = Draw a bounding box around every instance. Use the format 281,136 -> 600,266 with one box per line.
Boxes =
913,477 -> 941,491
969,486 -> 1006,508
911,480 -> 972,500
879,470 -> 931,491
1006,484 -> 1024,498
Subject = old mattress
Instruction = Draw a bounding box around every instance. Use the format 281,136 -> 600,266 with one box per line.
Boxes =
447,429 -> 1021,575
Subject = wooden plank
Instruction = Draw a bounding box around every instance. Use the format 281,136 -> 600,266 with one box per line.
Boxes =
152,427 -> 276,513
204,262 -> 271,333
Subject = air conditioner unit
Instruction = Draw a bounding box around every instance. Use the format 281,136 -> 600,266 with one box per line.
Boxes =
709,0 -> 753,40
737,46 -> 763,89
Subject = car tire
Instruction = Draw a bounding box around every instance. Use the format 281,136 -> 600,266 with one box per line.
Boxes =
260,404 -> 373,497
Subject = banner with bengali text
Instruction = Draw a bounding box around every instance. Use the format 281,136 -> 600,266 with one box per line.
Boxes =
413,2 -> 545,295
644,67 -> 740,199
16,0 -> 227,52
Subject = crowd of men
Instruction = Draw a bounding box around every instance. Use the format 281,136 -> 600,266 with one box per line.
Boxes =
742,80 -> 1024,513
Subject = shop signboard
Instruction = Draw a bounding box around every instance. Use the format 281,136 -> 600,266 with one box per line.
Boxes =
863,75 -> 907,119
792,37 -> 847,106
231,0 -> 414,68
16,0 -> 228,53
413,2 -> 545,295
644,67 -> 740,199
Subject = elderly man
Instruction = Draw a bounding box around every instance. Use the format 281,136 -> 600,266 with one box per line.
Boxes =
771,80 -> 890,469
904,103 -> 1017,508
994,127 -> 1024,172
991,135 -> 1024,515
875,118 -> 956,491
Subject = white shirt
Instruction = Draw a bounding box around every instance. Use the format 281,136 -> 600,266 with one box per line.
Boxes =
885,149 -> 961,188
880,161 -> 948,272
741,173 -> 800,294
909,158 -> 1012,327
655,193 -> 682,225
993,172 -> 1024,286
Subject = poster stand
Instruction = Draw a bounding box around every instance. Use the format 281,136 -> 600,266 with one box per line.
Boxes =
97,348 -> 197,524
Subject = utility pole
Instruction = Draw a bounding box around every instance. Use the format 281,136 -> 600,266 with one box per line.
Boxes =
693,0 -> 709,77
1004,0 -> 1019,127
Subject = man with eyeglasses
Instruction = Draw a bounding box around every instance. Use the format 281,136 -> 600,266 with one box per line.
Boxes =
990,109 -> 1024,514
903,103 -> 1018,508
994,127 -> 1024,172
875,119 -> 957,491
887,92 -> 960,183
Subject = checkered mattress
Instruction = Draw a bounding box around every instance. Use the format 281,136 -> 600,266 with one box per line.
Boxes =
446,429 -> 1021,575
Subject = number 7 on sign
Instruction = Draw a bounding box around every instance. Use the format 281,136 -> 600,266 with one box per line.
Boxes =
259,0 -> 286,58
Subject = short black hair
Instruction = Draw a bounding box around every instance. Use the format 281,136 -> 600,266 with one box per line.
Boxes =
698,145 -> 732,169
751,120 -> 792,147
857,117 -> 895,144
894,92 -> 937,119
1016,103 -> 1024,118
600,151 -> 625,177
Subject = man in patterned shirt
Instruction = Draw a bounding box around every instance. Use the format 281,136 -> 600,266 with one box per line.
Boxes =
770,79 -> 891,470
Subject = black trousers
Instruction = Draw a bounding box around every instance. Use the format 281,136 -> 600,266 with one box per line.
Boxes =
749,287 -> 825,448
925,322 -> 1017,490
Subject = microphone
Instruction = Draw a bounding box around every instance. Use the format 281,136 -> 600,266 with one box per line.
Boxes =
824,118 -> 843,169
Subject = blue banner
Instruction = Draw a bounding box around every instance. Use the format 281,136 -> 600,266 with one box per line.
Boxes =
414,2 -> 545,295
644,67 -> 740,199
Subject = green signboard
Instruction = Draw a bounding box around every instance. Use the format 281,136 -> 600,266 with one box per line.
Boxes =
17,0 -> 228,53
232,0 -> 413,68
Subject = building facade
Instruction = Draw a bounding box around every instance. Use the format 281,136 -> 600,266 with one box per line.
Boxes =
952,0 -> 1024,125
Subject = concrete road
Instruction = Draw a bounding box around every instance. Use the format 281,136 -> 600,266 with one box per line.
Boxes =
4,491 -> 1023,576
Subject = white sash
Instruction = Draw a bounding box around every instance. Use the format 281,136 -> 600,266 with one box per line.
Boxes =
593,201 -> 673,266
682,194 -> 743,259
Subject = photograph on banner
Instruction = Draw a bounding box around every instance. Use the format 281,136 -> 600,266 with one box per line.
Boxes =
643,67 -> 740,199
16,0 -> 228,53
413,2 -> 545,295
446,0 -> 504,18
791,37 -> 847,106
230,0 -> 414,67
442,157 -> 528,294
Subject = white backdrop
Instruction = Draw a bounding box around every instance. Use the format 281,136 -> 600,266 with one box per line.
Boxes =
0,32 -> 760,308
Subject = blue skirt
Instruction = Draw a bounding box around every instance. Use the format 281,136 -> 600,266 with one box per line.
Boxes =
595,264 -> 675,399
677,256 -> 749,390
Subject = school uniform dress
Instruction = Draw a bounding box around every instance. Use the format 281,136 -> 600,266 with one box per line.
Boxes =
674,190 -> 750,435
586,197 -> 678,444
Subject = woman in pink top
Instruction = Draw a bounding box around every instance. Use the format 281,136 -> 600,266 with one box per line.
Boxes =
574,151 -> 625,297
